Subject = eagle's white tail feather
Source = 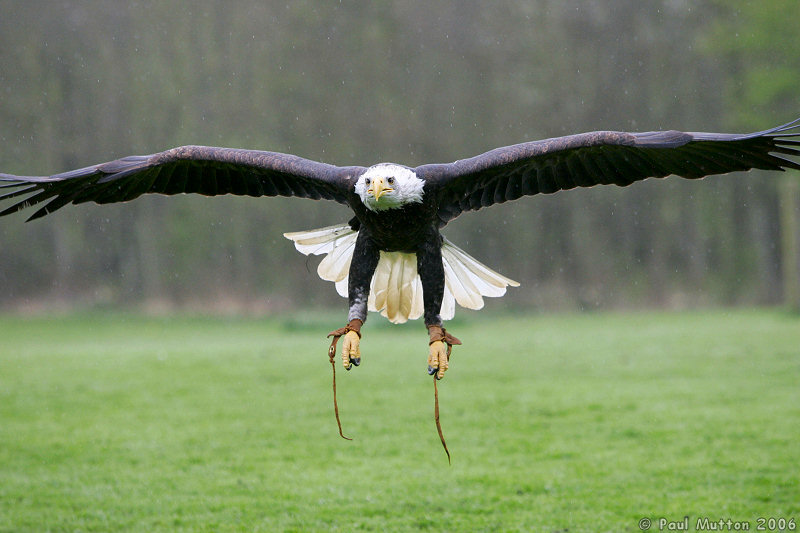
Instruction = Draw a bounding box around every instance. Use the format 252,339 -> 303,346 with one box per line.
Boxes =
283,224 -> 357,256
440,284 -> 456,321
283,225 -> 357,297
441,238 -> 520,293
410,270 -> 425,319
317,235 -> 356,283
442,254 -> 484,310
367,252 -> 424,324
385,256 -> 404,321
334,277 -> 349,298
284,224 -> 519,324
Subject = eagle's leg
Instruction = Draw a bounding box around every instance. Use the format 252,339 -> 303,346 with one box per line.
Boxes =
330,319 -> 362,370
427,326 -> 448,379
418,236 -> 459,379
340,230 -> 380,370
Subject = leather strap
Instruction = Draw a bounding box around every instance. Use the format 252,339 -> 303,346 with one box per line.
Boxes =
427,324 -> 461,358
325,319 -> 362,441
328,318 -> 362,341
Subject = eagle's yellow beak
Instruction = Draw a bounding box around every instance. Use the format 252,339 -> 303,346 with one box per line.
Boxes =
367,176 -> 393,201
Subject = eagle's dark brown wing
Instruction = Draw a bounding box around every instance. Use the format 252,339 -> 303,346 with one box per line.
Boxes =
0,145 -> 365,220
417,118 -> 800,226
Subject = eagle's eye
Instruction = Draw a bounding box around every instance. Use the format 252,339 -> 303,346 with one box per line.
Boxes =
365,178 -> 371,186
387,177 -> 395,185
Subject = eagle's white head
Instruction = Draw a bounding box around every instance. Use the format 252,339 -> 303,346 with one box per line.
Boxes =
355,163 -> 425,211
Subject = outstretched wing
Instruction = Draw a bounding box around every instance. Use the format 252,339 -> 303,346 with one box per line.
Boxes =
417,118 -> 800,225
0,145 -> 365,220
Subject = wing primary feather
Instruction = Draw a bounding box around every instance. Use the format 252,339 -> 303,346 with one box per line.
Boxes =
0,189 -> 56,218
715,143 -> 788,171
259,175 -> 279,197
492,174 -> 511,204
520,167 -> 540,195
743,144 -> 800,171
211,167 -> 229,194
76,180 -> 118,204
504,173 -> 524,202
536,162 -> 559,193
479,179 -> 498,207
686,143 -> 756,174
168,163 -> 190,194
577,149 -> 616,184
200,166 -> 218,196
0,181 -> 29,190
270,174 -> 294,197
152,164 -> 178,194
245,172 -> 266,196
619,147 -> 674,179
0,184 -> 39,201
34,194 -> 81,218
556,156 -> 582,188
119,167 -> 160,201
642,147 -> 698,179
599,149 -> 644,185
765,154 -> 800,171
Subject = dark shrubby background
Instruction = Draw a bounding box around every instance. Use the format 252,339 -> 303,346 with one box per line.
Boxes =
1,0 -> 798,313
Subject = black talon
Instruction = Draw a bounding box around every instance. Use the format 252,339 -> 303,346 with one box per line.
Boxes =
351,357 -> 360,366
427,365 -> 436,375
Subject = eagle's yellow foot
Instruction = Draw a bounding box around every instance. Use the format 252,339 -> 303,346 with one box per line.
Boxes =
326,319 -> 363,371
426,325 -> 462,380
342,329 -> 361,370
427,340 -> 449,379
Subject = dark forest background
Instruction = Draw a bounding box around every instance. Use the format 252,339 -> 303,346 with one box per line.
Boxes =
1,0 -> 798,314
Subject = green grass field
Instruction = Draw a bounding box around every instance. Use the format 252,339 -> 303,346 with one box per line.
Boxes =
1,309 -> 798,532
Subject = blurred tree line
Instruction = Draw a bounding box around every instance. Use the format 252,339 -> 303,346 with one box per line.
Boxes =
0,0 -> 798,313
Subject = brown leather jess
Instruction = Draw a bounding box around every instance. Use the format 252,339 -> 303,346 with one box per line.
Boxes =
326,318 -> 363,440
427,325 -> 461,354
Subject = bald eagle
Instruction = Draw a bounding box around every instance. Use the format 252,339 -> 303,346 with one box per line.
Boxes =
2,119 -> 800,381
